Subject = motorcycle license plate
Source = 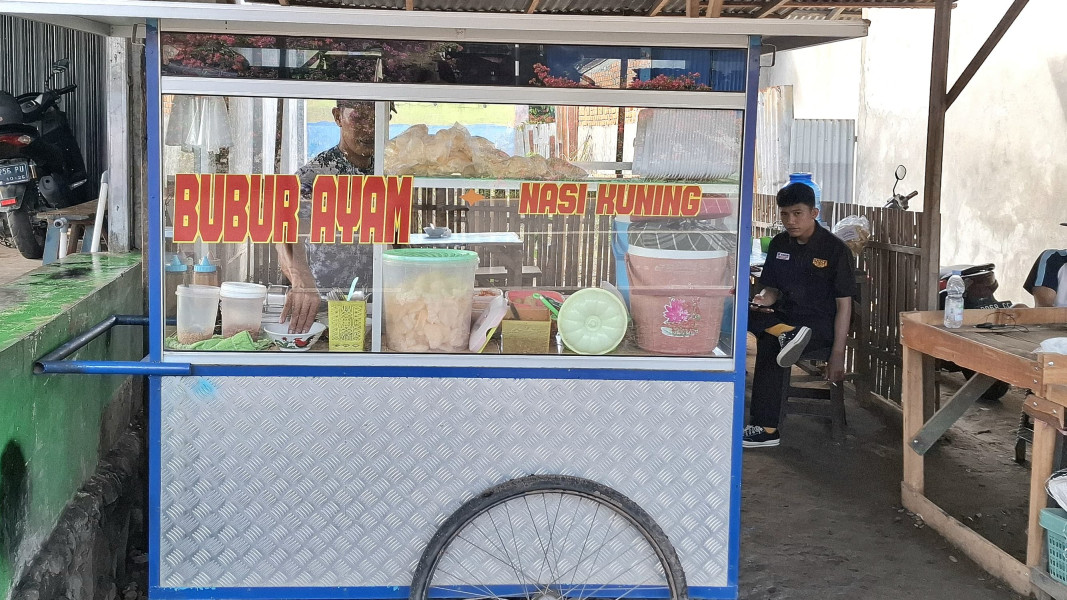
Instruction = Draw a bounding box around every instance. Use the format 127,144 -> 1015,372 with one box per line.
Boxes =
0,162 -> 31,186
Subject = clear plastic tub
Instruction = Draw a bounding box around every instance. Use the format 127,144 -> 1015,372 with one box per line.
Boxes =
175,284 -> 220,345
382,249 -> 478,352
220,282 -> 267,339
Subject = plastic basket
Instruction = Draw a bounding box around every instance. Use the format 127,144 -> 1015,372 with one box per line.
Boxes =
1040,508 -> 1067,583
328,300 -> 367,351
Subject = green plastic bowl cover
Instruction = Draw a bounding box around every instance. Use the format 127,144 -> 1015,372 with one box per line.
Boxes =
558,288 -> 629,355
383,248 -> 479,263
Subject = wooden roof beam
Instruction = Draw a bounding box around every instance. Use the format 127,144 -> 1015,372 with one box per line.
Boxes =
648,0 -> 671,16
705,0 -> 724,17
946,0 -> 1029,107
405,0 -> 414,9
525,0 -> 541,13
828,7 -> 846,19
686,0 -> 700,17
755,0 -> 790,18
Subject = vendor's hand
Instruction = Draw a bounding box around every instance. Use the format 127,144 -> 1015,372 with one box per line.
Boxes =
281,288 -> 319,334
826,350 -> 846,382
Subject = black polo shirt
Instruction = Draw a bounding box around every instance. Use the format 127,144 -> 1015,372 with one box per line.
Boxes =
759,222 -> 857,341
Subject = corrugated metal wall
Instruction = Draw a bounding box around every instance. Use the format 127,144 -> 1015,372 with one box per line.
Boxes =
789,118 -> 855,206
755,85 -> 793,196
0,15 -> 106,198
755,85 -> 856,206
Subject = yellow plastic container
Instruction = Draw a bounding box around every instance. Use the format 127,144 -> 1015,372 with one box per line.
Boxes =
501,319 -> 551,354
328,300 -> 367,351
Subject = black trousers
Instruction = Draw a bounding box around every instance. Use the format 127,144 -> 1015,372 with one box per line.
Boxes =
747,309 -> 831,428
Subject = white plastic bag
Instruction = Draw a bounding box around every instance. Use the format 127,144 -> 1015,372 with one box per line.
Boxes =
1048,470 -> 1067,511
832,214 -> 871,256
1037,337 -> 1067,355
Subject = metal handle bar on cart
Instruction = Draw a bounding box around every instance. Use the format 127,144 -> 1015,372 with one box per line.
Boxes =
33,314 -> 191,376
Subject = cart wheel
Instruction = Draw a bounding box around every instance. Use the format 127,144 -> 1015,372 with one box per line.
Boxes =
410,474 -> 688,600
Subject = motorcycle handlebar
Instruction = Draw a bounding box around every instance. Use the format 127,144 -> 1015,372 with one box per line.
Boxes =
904,190 -> 918,200
55,84 -> 77,95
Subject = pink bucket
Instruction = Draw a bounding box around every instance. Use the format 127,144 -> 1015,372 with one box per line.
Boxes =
625,246 -> 733,355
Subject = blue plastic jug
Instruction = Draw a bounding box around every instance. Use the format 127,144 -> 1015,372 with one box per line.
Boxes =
788,172 -> 822,220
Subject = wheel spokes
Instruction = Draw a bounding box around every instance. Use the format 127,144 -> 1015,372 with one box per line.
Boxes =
428,491 -> 671,600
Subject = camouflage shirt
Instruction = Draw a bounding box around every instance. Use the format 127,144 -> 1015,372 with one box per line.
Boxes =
296,146 -> 375,292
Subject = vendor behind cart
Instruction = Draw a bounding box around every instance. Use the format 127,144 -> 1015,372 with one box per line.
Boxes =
277,100 -> 384,334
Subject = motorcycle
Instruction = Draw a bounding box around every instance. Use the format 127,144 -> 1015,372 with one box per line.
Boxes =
0,58 -> 90,259
883,165 -> 1011,400
884,164 -> 919,210
936,264 -> 1014,401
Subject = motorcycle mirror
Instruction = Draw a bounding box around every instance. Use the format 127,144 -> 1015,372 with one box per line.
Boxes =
894,164 -> 907,181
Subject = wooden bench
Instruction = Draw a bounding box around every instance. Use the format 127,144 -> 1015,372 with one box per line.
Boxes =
475,265 -> 542,287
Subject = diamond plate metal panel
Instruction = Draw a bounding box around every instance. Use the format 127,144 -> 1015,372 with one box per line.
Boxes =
160,377 -> 735,589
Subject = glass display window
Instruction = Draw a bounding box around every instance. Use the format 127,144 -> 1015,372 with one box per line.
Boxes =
161,33 -> 747,92
161,93 -> 742,363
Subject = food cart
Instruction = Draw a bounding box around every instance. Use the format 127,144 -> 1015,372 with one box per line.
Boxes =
6,2 -> 866,599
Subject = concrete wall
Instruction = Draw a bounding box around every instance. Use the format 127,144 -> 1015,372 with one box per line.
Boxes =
0,253 -> 143,600
857,0 -> 1067,301
758,38 -> 862,120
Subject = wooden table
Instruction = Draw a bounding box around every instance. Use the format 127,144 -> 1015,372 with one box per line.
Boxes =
900,308 -> 1067,597
408,231 -> 524,288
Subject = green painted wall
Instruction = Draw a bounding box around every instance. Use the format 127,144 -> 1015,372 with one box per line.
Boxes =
0,253 -> 143,598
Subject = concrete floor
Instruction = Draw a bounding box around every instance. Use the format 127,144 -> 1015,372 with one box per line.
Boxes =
0,243 -> 39,285
740,345 -> 1030,599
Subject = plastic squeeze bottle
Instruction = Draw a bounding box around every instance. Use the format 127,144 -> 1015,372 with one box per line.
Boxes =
192,256 -> 219,288
944,270 -> 965,329
164,254 -> 189,318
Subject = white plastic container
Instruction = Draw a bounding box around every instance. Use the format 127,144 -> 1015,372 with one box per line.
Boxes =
220,282 -> 268,339
175,284 -> 220,345
382,249 -> 478,352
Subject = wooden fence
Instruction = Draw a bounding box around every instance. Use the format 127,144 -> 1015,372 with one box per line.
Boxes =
411,188 -> 615,292
753,193 -> 923,405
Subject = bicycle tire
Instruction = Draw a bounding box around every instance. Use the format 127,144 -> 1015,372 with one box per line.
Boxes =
410,474 -> 688,600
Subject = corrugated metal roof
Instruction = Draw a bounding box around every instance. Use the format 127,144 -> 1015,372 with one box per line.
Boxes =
535,0 -> 658,15
411,0 -> 527,12
279,0 -> 893,19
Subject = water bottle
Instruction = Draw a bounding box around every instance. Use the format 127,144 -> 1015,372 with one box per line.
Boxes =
944,270 -> 965,329
788,172 -> 822,220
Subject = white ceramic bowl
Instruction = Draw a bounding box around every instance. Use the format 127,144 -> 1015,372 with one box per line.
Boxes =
261,321 -> 326,351
424,226 -> 451,238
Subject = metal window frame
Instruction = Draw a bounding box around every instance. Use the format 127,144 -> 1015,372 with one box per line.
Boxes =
161,77 -> 749,110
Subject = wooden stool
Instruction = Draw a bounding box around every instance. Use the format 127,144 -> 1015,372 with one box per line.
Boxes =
779,347 -> 847,441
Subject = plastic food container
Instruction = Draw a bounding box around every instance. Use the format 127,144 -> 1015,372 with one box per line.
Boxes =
626,246 -> 731,355
557,288 -> 628,355
175,284 -> 220,345
471,288 -> 503,320
382,248 -> 478,352
220,282 -> 267,339
507,290 -> 564,322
